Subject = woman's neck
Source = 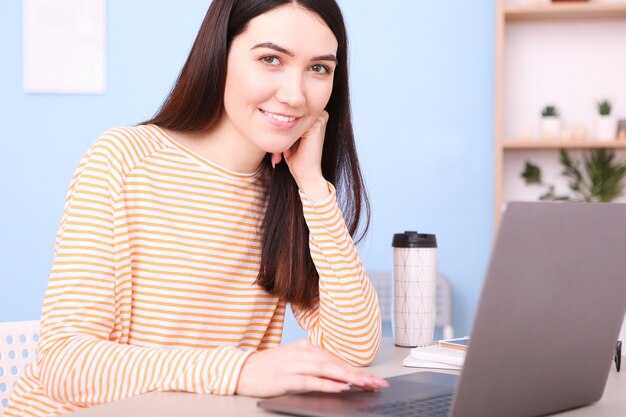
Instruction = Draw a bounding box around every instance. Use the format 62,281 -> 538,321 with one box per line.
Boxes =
161,123 -> 266,175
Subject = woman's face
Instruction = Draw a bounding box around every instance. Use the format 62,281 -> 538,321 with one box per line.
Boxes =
220,4 -> 338,156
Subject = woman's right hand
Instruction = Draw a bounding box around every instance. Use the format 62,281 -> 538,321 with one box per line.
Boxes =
235,339 -> 389,397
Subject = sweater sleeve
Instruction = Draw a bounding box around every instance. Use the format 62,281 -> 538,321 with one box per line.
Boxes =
291,183 -> 382,366
36,136 -> 251,406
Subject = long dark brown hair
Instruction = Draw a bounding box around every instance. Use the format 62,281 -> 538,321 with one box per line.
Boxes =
145,0 -> 369,310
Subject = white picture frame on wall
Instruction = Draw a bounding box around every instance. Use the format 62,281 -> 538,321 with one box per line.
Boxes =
23,0 -> 106,94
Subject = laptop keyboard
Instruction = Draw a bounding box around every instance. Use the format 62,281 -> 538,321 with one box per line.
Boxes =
358,393 -> 453,417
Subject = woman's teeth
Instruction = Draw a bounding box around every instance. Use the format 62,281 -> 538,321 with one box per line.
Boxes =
263,111 -> 296,122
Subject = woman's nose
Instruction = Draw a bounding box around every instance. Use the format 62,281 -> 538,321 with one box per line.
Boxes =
276,71 -> 305,108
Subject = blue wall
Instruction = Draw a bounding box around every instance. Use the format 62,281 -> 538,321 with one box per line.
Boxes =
0,1 -> 495,343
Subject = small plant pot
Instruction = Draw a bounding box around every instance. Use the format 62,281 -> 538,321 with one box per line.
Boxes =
596,116 -> 617,141
540,117 -> 561,140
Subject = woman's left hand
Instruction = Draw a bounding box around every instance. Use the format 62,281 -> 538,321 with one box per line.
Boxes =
271,111 -> 330,202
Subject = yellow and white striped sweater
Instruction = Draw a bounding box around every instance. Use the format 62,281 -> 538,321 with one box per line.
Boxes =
5,124 -> 381,417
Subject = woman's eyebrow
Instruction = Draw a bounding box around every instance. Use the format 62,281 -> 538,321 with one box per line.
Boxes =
252,42 -> 293,56
312,54 -> 338,64
251,42 -> 337,64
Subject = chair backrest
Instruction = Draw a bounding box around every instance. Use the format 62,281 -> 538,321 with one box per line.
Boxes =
435,274 -> 454,340
368,271 -> 454,339
0,320 -> 40,411
368,271 -> 394,322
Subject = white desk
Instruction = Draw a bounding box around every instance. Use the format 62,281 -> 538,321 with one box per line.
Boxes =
68,338 -> 625,417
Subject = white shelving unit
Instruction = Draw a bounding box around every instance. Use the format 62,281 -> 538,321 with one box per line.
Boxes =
495,1 -> 626,227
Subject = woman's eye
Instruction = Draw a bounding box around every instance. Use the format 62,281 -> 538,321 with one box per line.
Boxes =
261,56 -> 280,66
311,64 -> 331,74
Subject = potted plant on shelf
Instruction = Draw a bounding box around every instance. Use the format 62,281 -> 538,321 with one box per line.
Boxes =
595,98 -> 617,141
540,105 -> 561,140
521,148 -> 626,202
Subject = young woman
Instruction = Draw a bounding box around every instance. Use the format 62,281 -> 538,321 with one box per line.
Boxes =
6,0 -> 386,415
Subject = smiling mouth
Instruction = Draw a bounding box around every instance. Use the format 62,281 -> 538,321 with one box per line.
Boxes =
260,110 -> 300,123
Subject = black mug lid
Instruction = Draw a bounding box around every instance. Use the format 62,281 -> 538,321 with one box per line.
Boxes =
392,231 -> 437,248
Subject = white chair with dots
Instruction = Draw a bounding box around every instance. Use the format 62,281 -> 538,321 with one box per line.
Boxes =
0,320 -> 40,412
368,271 -> 455,340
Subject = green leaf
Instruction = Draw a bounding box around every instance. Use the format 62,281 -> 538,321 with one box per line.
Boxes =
597,99 -> 612,116
539,185 -> 570,201
584,149 -> 626,202
559,149 -> 586,200
521,161 -> 542,184
541,105 -> 560,117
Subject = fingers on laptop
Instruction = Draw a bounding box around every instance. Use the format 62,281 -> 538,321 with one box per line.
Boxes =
289,340 -> 388,391
292,359 -> 386,392
286,375 -> 352,393
235,339 -> 388,397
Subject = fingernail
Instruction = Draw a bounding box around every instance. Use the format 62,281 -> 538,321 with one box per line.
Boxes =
272,161 -> 276,169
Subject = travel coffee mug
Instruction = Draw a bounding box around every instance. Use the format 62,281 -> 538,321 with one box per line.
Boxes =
392,231 -> 438,347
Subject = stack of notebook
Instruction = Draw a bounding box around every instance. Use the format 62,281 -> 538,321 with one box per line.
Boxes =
403,344 -> 466,370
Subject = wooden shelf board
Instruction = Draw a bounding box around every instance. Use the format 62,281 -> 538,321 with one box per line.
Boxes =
503,139 -> 626,150
504,3 -> 626,21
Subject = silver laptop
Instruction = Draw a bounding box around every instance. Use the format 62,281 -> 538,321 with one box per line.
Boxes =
258,202 -> 626,417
